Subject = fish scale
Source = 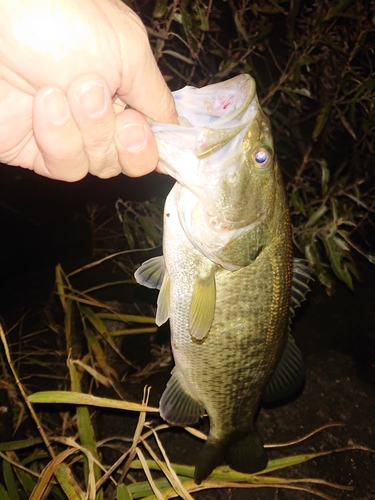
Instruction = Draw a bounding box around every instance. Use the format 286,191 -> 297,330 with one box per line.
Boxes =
135,74 -> 311,484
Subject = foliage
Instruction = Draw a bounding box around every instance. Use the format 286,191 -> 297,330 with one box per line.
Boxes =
129,0 -> 375,293
0,263 -> 373,498
116,199 -> 163,251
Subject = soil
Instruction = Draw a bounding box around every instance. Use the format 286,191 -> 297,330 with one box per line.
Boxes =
0,164 -> 374,499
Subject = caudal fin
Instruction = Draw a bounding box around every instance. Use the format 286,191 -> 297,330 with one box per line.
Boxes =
226,429 -> 268,474
194,440 -> 225,485
194,430 -> 268,485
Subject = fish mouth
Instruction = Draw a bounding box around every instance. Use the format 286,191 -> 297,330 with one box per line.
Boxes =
149,74 -> 259,189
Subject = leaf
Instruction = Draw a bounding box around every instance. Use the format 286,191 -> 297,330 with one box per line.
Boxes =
0,439 -> 43,452
81,306 -> 122,358
181,10 -> 192,31
324,0 -> 353,20
29,449 -> 78,500
51,462 -> 84,500
2,459 -> 19,500
28,391 -> 159,412
123,219 -> 135,250
305,204 -> 327,228
289,191 -> 306,213
312,102 -> 332,140
340,115 -> 357,140
0,483 -> 10,500
197,5 -> 209,31
324,237 -> 353,289
234,11 -> 249,43
332,235 -> 350,252
83,328 -> 118,381
162,50 -> 195,65
318,159 -> 330,195
153,0 -> 167,18
116,484 -> 132,500
17,470 -> 36,496
138,216 -> 161,246
96,313 -> 156,324
304,241 -> 334,293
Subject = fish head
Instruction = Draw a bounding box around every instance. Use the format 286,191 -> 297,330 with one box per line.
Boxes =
196,106 -> 276,234
151,74 -> 281,269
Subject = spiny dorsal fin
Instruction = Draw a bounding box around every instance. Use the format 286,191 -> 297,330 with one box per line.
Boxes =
289,258 -> 313,321
155,272 -> 170,326
262,334 -> 305,403
189,266 -> 216,340
134,256 -> 165,290
159,368 -> 205,426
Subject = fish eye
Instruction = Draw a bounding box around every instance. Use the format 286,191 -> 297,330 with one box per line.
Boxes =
253,147 -> 272,169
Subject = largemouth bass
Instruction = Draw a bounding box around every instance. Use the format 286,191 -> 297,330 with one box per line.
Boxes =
135,74 -> 311,484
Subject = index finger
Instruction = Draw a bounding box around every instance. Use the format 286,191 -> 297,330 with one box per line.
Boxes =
115,9 -> 178,124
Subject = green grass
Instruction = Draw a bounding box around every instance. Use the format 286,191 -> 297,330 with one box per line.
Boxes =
0,254 -> 374,499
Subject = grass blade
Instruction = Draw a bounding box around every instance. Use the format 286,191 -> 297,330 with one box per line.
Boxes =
28,391 -> 159,412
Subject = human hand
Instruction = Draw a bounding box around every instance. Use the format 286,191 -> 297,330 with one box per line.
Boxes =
0,0 -> 177,181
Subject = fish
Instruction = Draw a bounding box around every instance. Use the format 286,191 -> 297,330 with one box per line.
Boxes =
135,74 -> 311,484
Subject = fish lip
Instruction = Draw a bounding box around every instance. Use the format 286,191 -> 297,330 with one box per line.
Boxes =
172,73 -> 257,127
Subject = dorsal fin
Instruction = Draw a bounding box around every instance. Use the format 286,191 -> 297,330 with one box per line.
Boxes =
262,260 -> 313,404
289,258 -> 313,321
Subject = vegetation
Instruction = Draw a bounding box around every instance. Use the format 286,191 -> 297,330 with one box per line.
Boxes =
132,0 -> 375,293
0,261 -> 373,499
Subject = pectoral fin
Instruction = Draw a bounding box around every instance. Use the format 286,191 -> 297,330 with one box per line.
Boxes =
262,334 -> 305,403
189,267 -> 216,340
134,256 -> 165,290
134,256 -> 170,326
159,368 -> 205,425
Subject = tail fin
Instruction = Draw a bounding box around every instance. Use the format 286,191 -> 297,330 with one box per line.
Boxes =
194,440 -> 225,485
226,429 -> 268,474
194,430 -> 268,484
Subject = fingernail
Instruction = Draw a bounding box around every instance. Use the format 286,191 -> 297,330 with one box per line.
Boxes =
76,82 -> 106,118
43,88 -> 69,125
116,123 -> 146,152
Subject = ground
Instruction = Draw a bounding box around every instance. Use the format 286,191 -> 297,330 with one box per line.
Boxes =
0,165 -> 374,499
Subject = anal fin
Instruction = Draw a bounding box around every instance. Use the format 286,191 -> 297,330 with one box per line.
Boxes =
159,369 -> 204,426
